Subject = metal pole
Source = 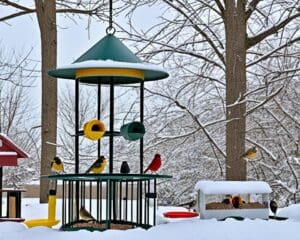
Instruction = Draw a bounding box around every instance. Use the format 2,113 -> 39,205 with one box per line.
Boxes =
75,79 -> 80,221
109,79 -> 114,173
97,83 -> 101,156
140,80 -> 144,173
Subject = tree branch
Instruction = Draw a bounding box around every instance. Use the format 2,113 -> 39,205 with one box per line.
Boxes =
245,0 -> 261,20
247,12 -> 300,49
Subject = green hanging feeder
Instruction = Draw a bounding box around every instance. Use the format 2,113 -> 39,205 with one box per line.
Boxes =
48,34 -> 169,84
120,121 -> 145,141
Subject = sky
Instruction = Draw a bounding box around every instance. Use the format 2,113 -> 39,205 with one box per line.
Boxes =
0,1 -> 163,107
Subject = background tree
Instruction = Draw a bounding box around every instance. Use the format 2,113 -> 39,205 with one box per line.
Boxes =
0,47 -> 40,187
0,0 -> 107,202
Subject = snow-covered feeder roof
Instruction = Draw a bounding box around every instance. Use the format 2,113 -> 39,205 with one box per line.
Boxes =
195,180 -> 272,195
48,34 -> 169,84
49,60 -> 169,84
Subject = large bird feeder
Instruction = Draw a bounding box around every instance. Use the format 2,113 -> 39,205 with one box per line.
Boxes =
48,31 -> 171,231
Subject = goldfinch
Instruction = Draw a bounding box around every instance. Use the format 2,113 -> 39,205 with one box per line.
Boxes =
241,147 -> 257,160
85,156 -> 107,174
79,206 -> 95,221
51,156 -> 64,173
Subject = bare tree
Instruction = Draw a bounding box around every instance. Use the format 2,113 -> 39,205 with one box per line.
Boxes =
0,0 -> 107,202
0,48 -> 40,187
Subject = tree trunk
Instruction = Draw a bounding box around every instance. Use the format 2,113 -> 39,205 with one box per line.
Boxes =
224,0 -> 247,180
35,0 -> 57,203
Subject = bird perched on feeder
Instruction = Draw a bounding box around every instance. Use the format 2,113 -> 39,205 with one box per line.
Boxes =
270,200 -> 278,216
51,156 -> 65,173
144,153 -> 162,173
241,146 -> 257,160
79,206 -> 96,221
222,195 -> 232,205
232,195 -> 244,208
120,161 -> 130,174
85,156 -> 107,174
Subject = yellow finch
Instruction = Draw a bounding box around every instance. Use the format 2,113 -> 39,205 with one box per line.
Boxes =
79,206 -> 95,221
241,147 -> 257,160
51,156 -> 64,173
85,156 -> 107,174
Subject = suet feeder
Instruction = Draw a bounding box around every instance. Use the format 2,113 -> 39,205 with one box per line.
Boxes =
47,2 -> 171,230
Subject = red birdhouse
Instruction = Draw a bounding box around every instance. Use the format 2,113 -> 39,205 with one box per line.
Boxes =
0,134 -> 28,166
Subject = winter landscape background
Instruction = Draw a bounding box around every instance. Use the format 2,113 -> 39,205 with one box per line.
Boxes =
0,0 -> 299,209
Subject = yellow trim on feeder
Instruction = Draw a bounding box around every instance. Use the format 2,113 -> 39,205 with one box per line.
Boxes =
76,68 -> 145,80
83,119 -> 106,141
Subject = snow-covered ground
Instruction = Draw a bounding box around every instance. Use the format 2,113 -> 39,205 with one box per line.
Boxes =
0,199 -> 300,240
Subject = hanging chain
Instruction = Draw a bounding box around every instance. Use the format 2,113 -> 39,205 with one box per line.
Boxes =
106,0 -> 116,35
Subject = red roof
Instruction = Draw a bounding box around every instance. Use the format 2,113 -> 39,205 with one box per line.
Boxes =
0,134 -> 29,166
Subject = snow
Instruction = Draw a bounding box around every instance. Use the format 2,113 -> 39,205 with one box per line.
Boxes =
195,180 -> 272,194
0,198 -> 299,240
0,152 -> 17,156
56,59 -> 167,73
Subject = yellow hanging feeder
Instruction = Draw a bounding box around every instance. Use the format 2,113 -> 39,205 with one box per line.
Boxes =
83,119 -> 106,141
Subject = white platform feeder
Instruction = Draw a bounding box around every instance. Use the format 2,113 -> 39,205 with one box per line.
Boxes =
195,180 -> 272,220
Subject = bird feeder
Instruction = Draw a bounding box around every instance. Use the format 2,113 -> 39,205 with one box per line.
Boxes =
47,12 -> 172,230
195,180 -> 271,220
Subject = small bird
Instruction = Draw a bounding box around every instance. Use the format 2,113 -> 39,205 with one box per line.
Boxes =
241,147 -> 257,160
270,200 -> 278,216
222,195 -> 232,205
144,153 -> 162,173
51,156 -> 64,173
85,156 -> 107,174
120,161 -> 130,174
232,195 -> 243,208
79,206 -> 96,221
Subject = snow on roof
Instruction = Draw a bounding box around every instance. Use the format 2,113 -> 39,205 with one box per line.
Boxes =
58,59 -> 167,72
0,152 -> 17,156
0,133 -> 29,158
195,180 -> 272,194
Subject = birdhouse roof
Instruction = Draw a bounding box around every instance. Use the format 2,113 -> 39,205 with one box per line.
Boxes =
0,133 -> 29,159
48,34 -> 169,84
195,180 -> 272,194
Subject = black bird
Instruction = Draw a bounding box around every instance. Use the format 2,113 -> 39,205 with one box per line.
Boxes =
270,200 -> 278,216
120,161 -> 130,174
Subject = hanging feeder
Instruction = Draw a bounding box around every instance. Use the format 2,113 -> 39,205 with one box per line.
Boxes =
120,121 -> 145,141
83,119 -> 106,141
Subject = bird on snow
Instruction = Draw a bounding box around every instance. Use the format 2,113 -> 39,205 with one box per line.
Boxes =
79,206 -> 96,221
120,161 -> 130,174
270,200 -> 278,216
144,153 -> 162,173
51,156 -> 65,173
241,146 -> 257,160
85,156 -> 107,174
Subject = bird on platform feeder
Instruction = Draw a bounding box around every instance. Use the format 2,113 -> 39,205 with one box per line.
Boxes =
51,156 -> 65,173
144,153 -> 162,174
85,156 -> 107,174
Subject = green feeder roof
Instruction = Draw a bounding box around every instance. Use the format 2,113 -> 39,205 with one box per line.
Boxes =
48,34 -> 169,84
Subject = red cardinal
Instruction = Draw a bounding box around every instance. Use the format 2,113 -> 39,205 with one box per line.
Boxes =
144,154 -> 162,173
